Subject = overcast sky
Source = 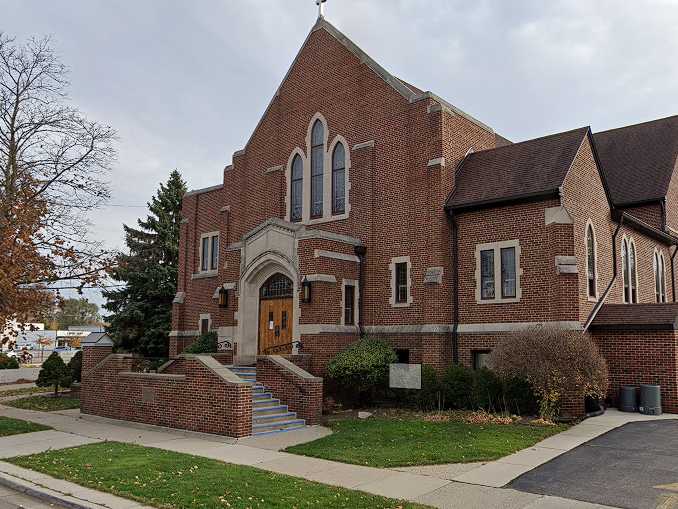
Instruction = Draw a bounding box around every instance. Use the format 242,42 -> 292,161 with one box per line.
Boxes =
4,0 -> 678,308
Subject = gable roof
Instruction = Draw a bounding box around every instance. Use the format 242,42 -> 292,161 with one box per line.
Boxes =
238,17 -> 493,153
446,127 -> 589,211
593,115 -> 678,206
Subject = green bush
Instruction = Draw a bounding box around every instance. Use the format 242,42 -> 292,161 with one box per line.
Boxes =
36,352 -> 72,397
443,364 -> 475,409
183,332 -> 218,354
0,354 -> 19,369
471,367 -> 503,410
68,351 -> 83,383
502,377 -> 538,415
394,365 -> 443,410
327,338 -> 397,404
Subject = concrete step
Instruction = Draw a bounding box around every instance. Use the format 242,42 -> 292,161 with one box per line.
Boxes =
253,412 -> 297,424
229,365 -> 256,372
253,404 -> 288,415
253,392 -> 273,400
252,419 -> 306,435
253,398 -> 280,408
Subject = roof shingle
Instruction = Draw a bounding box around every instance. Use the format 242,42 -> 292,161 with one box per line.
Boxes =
447,127 -> 589,210
593,115 -> 678,206
590,303 -> 678,331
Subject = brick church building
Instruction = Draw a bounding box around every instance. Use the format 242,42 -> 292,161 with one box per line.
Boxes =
166,16 -> 678,418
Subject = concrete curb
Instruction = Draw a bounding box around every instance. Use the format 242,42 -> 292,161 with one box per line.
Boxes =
0,471 -> 98,509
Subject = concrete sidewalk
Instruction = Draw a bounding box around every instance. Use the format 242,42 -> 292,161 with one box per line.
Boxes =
2,404 -> 669,509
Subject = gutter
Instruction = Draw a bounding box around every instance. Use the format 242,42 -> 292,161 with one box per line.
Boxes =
449,213 -> 460,363
446,189 -> 560,214
672,245 -> 678,302
354,245 -> 367,337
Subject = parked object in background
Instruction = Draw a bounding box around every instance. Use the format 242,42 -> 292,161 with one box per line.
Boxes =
639,384 -> 662,415
619,385 -> 638,412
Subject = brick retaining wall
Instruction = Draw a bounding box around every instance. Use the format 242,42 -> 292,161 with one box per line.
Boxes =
81,348 -> 252,437
256,355 -> 323,424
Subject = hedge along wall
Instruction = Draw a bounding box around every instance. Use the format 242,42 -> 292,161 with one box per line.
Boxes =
592,330 -> 678,413
81,349 -> 252,437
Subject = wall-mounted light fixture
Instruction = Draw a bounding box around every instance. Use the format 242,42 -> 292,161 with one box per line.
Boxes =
301,277 -> 312,303
218,286 -> 229,308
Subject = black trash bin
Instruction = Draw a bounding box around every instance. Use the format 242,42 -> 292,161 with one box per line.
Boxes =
639,384 -> 662,415
619,385 -> 638,412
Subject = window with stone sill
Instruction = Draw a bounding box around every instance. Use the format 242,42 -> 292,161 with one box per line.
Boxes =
654,250 -> 667,303
199,232 -> 219,273
475,240 -> 521,304
622,237 -> 638,304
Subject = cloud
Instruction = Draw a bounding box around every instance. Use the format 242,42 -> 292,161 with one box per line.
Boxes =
3,0 -> 678,307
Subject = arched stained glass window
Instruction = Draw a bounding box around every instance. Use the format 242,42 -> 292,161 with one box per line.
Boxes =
310,120 -> 324,218
290,154 -> 303,222
332,143 -> 346,215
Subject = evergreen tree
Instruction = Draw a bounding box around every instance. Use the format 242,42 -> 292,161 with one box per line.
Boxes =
103,170 -> 187,357
36,352 -> 72,396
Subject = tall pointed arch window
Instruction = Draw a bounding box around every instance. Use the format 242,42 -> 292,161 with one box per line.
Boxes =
586,223 -> 597,299
310,120 -> 324,218
622,238 -> 638,303
332,143 -> 346,215
290,154 -> 303,222
655,251 -> 667,303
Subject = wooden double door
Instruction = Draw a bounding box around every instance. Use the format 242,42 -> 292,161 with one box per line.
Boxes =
258,273 -> 294,355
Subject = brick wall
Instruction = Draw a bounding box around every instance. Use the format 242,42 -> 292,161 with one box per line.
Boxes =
81,348 -> 252,437
256,356 -> 323,424
593,330 -> 678,413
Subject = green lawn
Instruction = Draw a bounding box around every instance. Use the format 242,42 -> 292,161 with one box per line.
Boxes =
0,416 -> 51,437
286,418 -> 567,468
4,395 -> 80,412
8,442 -> 430,509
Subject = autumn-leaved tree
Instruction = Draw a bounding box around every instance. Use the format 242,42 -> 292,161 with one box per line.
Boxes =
0,33 -> 116,346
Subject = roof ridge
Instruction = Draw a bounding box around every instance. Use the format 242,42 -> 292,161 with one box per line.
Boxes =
595,114 -> 678,136
463,126 -> 589,158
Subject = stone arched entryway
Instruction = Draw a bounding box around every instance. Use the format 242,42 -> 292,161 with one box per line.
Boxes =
236,252 -> 300,365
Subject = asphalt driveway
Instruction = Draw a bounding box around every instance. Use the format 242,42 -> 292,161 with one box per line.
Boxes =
510,419 -> 678,509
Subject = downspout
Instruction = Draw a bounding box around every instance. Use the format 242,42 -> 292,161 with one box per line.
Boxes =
354,245 -> 367,337
448,212 -> 460,364
671,245 -> 677,302
583,214 -> 624,331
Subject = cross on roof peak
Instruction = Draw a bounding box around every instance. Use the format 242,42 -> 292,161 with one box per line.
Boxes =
316,0 -> 327,18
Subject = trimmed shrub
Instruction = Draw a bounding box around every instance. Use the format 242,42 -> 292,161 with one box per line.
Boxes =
471,367 -> 503,410
395,364 -> 443,410
36,352 -> 72,396
183,332 -> 218,354
327,337 -> 397,404
502,377 -> 538,416
443,364 -> 475,409
490,325 -> 608,420
0,354 -> 19,369
68,351 -> 83,383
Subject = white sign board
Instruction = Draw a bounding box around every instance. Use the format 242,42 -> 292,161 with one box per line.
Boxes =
217,337 -> 233,351
389,363 -> 422,389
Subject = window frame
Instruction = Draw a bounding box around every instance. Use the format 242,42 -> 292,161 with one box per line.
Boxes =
199,313 -> 211,335
199,231 -> 220,274
341,279 -> 358,326
289,154 -> 303,222
475,240 -> 522,304
389,256 -> 413,307
310,119 -> 324,219
622,236 -> 638,303
585,221 -> 598,301
654,249 -> 667,303
472,350 -> 492,370
331,142 -> 346,215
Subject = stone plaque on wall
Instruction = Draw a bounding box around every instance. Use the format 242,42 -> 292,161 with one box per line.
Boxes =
389,363 -> 422,390
424,266 -> 444,284
141,387 -> 155,404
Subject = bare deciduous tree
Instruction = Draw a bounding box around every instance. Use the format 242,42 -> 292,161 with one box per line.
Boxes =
0,33 -> 117,340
